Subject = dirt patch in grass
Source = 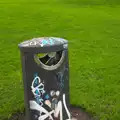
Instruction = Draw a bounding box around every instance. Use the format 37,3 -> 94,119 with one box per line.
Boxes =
9,106 -> 93,120
70,105 -> 92,120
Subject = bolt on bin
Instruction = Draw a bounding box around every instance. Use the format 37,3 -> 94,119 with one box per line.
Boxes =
18,37 -> 71,120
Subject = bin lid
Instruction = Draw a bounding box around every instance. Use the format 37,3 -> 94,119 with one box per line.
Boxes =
18,37 -> 68,53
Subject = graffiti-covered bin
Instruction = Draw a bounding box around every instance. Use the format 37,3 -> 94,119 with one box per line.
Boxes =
18,37 -> 71,120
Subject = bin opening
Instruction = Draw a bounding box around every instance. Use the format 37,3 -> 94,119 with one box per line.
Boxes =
34,51 -> 65,70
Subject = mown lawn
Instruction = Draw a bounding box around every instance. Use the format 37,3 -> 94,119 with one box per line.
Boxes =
0,0 -> 120,120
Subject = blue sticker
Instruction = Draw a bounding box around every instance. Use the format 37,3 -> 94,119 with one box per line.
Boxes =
45,94 -> 50,100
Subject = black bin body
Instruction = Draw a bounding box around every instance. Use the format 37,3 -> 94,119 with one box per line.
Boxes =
19,37 -> 71,120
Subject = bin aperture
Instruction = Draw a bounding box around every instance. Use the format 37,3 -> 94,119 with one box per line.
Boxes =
19,37 -> 71,120
34,51 -> 65,70
39,51 -> 62,66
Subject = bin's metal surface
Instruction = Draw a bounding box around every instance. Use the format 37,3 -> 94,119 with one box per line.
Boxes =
19,37 -> 71,120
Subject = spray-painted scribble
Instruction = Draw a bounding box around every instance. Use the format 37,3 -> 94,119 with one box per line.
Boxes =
30,100 -> 54,120
57,72 -> 64,89
31,73 -> 45,106
19,37 -> 68,48
40,38 -> 54,47
30,94 -> 71,120
51,37 -> 67,43
21,37 -> 55,47
29,38 -> 54,47
56,67 -> 68,90
30,73 -> 71,120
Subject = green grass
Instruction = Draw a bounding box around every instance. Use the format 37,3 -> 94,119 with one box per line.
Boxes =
0,0 -> 120,120
62,0 -> 120,5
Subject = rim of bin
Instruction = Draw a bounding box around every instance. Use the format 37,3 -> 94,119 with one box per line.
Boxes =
18,37 -> 68,53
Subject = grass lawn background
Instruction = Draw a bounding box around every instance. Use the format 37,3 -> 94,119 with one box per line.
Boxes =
0,0 -> 120,120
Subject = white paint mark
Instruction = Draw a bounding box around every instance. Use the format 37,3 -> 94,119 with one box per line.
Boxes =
54,101 -> 63,120
30,101 -> 54,120
63,94 -> 71,120
56,91 -> 60,96
50,90 -> 56,97
30,41 -> 36,46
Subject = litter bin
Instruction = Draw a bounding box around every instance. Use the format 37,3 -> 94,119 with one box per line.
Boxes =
19,37 -> 71,120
